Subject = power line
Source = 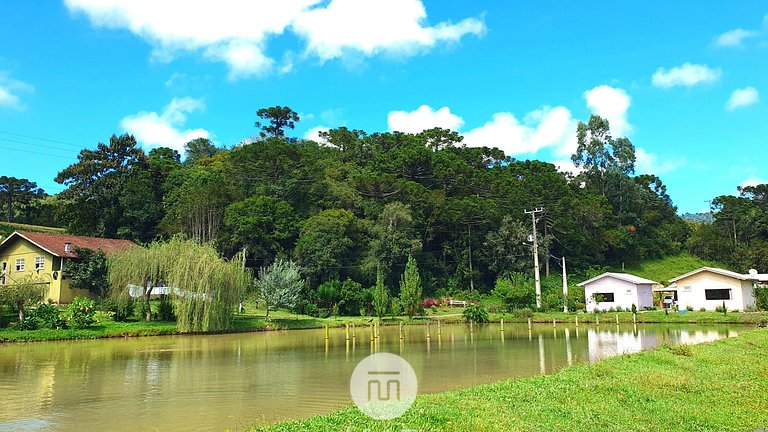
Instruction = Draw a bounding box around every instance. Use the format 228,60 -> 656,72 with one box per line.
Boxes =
0,137 -> 80,156
0,145 -> 76,160
0,130 -> 86,149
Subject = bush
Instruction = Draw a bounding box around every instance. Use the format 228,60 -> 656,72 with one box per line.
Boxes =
462,303 -> 489,323
631,303 -> 637,314
338,279 -> 370,316
671,344 -> 693,357
513,307 -> 535,319
68,297 -> 98,328
34,303 -> 67,329
700,307 -> 706,312
686,305 -> 694,312
716,302 -> 727,314
17,316 -> 42,330
492,274 -> 534,311
157,295 -> 176,321
754,285 -> 768,311
104,296 -> 135,322
615,306 -> 624,312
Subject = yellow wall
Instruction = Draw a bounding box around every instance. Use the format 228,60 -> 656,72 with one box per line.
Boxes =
0,236 -> 92,303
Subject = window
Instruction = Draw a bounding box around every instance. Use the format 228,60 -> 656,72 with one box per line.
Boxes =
35,256 -> 45,271
15,258 -> 25,272
1,261 -> 5,284
705,289 -> 731,301
595,292 -> 615,302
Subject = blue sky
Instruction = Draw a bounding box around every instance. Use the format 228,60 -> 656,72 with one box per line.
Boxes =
0,1 -> 766,214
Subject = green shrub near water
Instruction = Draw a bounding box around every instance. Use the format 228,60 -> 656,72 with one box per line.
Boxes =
462,303 -> 489,323
68,297 -> 98,328
102,296 -> 135,322
157,294 -> 176,321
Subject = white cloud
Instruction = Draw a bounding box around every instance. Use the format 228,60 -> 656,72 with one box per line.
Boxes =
635,148 -> 683,175
387,105 -> 464,133
651,63 -> 721,88
714,28 -> 759,47
726,86 -> 759,111
120,97 -> 209,153
64,0 -> 485,78
584,85 -> 632,136
304,125 -> 330,144
739,177 -> 767,188
0,72 -> 34,110
463,106 -> 576,156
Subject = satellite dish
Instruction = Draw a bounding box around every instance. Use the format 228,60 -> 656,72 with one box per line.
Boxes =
749,269 -> 758,276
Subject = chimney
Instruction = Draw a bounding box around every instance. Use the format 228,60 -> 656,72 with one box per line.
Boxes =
64,242 -> 72,253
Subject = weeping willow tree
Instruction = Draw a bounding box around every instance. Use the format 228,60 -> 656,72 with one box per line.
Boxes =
108,237 -> 250,332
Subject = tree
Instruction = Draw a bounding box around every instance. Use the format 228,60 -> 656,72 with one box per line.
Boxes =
253,258 -> 304,320
55,134 -> 147,237
255,106 -> 300,138
108,238 -> 249,330
0,176 -> 46,222
372,266 -> 389,318
68,247 -> 110,298
399,255 -> 422,317
223,196 -> 297,261
572,115 -> 636,194
0,274 -> 47,321
491,273 -> 535,311
184,138 -> 219,165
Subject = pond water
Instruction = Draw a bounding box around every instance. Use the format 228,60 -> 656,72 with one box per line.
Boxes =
0,323 -> 744,431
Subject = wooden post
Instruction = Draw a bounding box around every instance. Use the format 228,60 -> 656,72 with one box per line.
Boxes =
325,324 -> 329,340
352,323 -> 356,339
500,318 -> 505,332
553,318 -> 556,328
399,322 -> 404,340
345,323 -> 350,341
370,322 -> 374,342
527,318 -> 532,331
575,316 -> 579,327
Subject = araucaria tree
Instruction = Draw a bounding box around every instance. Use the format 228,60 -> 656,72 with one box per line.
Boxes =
108,238 -> 249,331
399,255 -> 422,318
253,258 -> 304,320
372,266 -> 389,319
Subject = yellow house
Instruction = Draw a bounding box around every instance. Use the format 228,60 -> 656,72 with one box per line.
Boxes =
0,230 -> 135,303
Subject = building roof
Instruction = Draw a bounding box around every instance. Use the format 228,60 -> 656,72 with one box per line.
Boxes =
0,230 -> 136,258
669,267 -> 768,283
577,272 -> 659,287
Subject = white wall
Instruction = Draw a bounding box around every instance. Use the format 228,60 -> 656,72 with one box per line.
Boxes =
675,271 -> 756,311
583,277 -> 654,312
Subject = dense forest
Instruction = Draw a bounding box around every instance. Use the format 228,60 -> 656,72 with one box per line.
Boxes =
2,107 -> 766,301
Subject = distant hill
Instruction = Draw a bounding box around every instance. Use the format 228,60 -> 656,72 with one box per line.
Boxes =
0,222 -> 65,240
614,253 -> 722,285
681,212 -> 713,223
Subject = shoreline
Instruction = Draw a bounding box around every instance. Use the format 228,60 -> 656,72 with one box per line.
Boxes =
252,328 -> 768,431
1,310 -> 766,343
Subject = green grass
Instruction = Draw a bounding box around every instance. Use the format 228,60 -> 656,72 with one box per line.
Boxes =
0,221 -> 65,238
616,252 -> 722,284
252,328 -> 768,432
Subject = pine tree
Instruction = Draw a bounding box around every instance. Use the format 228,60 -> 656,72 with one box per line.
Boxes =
399,255 -> 422,318
372,266 -> 389,318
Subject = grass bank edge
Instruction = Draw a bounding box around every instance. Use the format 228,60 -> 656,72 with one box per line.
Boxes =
252,328 -> 768,432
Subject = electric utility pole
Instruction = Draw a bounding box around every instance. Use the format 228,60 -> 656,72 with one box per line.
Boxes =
525,208 -> 544,308
562,256 -> 568,313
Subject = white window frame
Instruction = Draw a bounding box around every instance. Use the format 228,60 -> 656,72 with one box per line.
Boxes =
15,258 -> 25,272
35,256 -> 45,271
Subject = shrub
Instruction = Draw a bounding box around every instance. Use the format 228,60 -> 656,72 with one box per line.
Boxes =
513,307 -> 535,319
34,303 -> 67,329
492,274 -> 534,311
338,279 -> 370,316
157,295 -> 175,321
615,306 -> 624,312
462,303 -> 488,323
631,303 -> 637,314
17,316 -> 42,330
716,302 -> 727,314
685,305 -> 694,312
68,297 -> 98,328
700,307 -> 706,312
754,285 -> 768,311
671,344 -> 693,357
104,296 -> 135,322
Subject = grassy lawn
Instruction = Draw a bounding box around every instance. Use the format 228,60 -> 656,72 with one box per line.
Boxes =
253,328 -> 768,432
614,252 -> 722,284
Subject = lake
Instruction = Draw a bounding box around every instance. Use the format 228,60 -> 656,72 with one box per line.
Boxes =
0,323 -> 744,431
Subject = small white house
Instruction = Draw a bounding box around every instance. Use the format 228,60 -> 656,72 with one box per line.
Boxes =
663,267 -> 768,311
578,273 -> 658,312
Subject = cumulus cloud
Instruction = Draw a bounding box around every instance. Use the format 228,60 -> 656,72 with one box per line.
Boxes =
0,72 -> 34,109
726,86 -> 759,111
651,63 -> 721,88
635,148 -> 683,175
739,177 -> 767,188
64,0 -> 485,78
463,106 -> 576,156
387,105 -> 464,133
714,28 -> 759,47
120,97 -> 209,153
304,125 -> 331,144
584,85 -> 632,136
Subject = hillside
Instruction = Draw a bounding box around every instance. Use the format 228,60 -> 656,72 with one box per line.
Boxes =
0,222 -> 65,240
616,253 -> 721,285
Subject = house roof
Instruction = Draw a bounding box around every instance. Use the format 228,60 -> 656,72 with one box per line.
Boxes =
669,267 -> 768,283
577,272 -> 659,287
0,231 -> 136,258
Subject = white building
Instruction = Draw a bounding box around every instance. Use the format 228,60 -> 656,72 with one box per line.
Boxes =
663,267 -> 768,311
578,273 -> 658,312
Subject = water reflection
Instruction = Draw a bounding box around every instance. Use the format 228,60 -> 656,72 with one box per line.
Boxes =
0,323 -> 743,432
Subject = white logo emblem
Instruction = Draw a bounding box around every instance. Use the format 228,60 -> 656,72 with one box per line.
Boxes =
350,353 -> 418,420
